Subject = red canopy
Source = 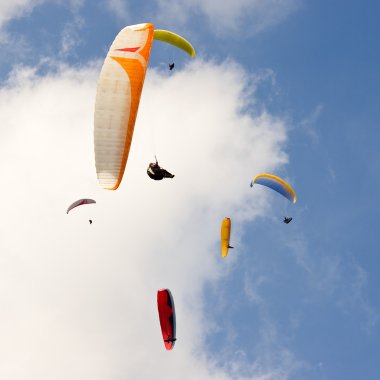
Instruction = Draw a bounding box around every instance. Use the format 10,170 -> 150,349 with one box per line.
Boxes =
157,289 -> 176,350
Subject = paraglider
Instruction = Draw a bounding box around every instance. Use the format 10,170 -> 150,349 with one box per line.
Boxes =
169,63 -> 175,70
157,289 -> 176,350
153,30 -> 195,58
66,199 -> 96,214
221,217 -> 233,257
250,174 -> 297,204
94,23 -> 195,190
147,158 -> 175,180
250,174 -> 296,221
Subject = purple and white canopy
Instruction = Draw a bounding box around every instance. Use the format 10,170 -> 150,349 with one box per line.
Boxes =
66,199 -> 96,214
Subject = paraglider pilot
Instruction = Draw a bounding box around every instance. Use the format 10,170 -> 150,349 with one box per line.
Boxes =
147,158 -> 175,180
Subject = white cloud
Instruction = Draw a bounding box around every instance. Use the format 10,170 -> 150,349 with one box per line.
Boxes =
154,0 -> 300,35
59,3 -> 86,56
103,0 -> 129,20
0,0 -> 85,57
285,235 -> 379,332
0,0 -> 44,28
244,271 -> 268,304
338,260 -> 379,332
297,104 -> 323,144
0,58 -> 298,379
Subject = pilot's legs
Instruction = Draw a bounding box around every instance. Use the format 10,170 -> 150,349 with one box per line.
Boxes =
162,169 -> 175,178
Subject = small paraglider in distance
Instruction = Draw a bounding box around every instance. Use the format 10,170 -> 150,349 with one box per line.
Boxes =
147,157 -> 175,180
89,220 -> 93,224
169,63 -> 175,70
250,174 -> 297,222
67,199 -> 96,214
157,289 -> 176,350
250,174 -> 297,203
221,217 -> 233,258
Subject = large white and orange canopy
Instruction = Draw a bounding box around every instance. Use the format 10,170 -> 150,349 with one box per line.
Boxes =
94,23 -> 195,190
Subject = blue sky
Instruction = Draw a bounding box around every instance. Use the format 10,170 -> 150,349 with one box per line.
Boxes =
0,1 -> 379,379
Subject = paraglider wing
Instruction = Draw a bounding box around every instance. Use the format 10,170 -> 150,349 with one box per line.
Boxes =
94,23 -> 154,190
94,23 -> 196,190
157,289 -> 176,350
153,30 -> 196,58
221,217 -> 232,258
67,199 -> 96,214
250,174 -> 297,204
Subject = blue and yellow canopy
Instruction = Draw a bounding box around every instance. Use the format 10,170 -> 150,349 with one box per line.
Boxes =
250,173 -> 297,204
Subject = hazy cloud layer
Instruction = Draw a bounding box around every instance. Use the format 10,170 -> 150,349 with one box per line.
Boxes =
154,0 -> 300,34
0,0 -> 84,58
0,0 -> 47,29
0,0 -> 86,30
0,59 -> 297,379
0,0 -> 300,40
103,0 -> 129,20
